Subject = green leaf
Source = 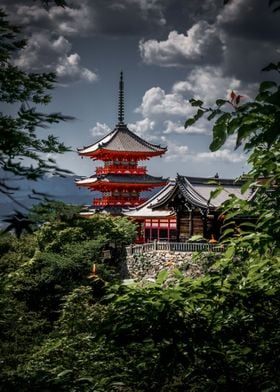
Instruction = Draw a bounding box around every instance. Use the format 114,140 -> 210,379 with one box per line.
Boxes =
207,110 -> 218,121
56,369 -> 73,378
156,270 -> 169,285
209,187 -> 223,201
216,112 -> 231,124
184,117 -> 196,128
235,123 -> 259,149
241,180 -> 252,194
194,108 -> 205,120
259,81 -> 277,92
216,99 -> 228,107
224,246 -> 235,258
262,62 -> 280,72
210,123 -> 227,151
189,98 -> 203,107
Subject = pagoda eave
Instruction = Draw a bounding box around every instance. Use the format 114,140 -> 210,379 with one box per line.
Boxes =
76,181 -> 167,191
78,149 -> 165,161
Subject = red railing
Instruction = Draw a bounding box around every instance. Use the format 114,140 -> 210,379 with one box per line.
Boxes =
93,197 -> 147,207
96,165 -> 147,175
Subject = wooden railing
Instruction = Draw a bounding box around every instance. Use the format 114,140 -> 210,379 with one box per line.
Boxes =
93,197 -> 147,206
126,241 -> 225,255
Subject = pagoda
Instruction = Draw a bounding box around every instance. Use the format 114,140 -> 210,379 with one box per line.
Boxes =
76,72 -> 167,212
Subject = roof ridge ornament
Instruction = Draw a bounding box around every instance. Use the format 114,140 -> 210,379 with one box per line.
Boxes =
118,71 -> 125,125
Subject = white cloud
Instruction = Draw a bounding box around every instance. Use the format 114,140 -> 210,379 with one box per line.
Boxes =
56,53 -> 97,82
128,118 -> 156,139
90,122 -> 112,137
163,119 -> 210,135
163,120 -> 185,135
163,141 -> 246,165
134,65 -> 251,138
139,21 -> 223,67
172,66 -> 242,104
137,86 -> 192,118
14,33 -> 97,84
194,149 -> 245,163
165,141 -> 189,162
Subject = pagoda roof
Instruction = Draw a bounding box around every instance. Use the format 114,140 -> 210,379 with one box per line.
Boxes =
76,173 -> 167,187
78,124 -> 167,158
78,72 -> 166,159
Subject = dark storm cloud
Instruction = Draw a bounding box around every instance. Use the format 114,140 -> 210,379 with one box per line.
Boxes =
1,0 -> 93,36
139,0 -> 280,83
217,0 -> 280,82
1,0 -> 223,38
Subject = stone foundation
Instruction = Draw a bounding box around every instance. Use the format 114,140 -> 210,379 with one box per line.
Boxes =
125,250 -> 206,281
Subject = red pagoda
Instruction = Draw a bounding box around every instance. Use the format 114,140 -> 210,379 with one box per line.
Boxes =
76,72 -> 167,212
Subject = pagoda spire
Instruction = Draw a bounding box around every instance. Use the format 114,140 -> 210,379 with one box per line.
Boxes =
118,71 -> 124,125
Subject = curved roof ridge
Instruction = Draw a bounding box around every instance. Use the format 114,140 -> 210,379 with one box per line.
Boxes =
78,124 -> 166,155
77,127 -> 117,154
123,180 -> 175,212
177,174 -> 214,209
118,125 -> 167,152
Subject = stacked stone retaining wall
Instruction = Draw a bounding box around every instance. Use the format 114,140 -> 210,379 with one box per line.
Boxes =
125,250 -> 209,281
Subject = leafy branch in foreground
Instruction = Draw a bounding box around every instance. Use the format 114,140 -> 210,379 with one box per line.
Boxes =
185,62 -> 280,254
0,10 -> 73,199
185,70 -> 279,153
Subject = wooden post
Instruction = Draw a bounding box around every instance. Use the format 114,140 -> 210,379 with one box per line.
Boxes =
154,239 -> 157,251
189,209 -> 193,237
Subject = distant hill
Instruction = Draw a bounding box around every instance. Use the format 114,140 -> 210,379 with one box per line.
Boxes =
0,175 -> 162,220
0,175 -> 92,219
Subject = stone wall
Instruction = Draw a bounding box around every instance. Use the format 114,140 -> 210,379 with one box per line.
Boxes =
125,250 -> 206,281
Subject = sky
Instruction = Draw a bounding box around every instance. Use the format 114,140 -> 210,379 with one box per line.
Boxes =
2,0 -> 280,182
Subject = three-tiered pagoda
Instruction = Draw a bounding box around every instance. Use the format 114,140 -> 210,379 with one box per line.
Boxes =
76,72 -> 167,213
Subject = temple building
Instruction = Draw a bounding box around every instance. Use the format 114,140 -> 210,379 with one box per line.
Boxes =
76,72 -> 167,213
123,174 -> 255,243
76,73 -> 255,244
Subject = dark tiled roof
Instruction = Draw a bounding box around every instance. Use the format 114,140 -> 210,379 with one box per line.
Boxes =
124,174 -> 253,216
78,124 -> 167,155
76,173 -> 167,186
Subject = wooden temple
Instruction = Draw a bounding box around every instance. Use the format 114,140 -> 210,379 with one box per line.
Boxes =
76,72 -> 167,213
123,174 -> 255,243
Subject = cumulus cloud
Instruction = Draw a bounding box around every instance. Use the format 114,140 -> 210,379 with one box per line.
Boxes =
194,149 -> 245,164
163,140 -> 246,165
134,65 -> 254,139
128,118 -> 156,139
56,53 -> 97,82
165,140 -> 189,162
140,21 -> 223,67
136,86 -> 192,118
14,33 -> 97,83
172,66 -> 243,104
163,119 -> 210,135
90,122 -> 112,137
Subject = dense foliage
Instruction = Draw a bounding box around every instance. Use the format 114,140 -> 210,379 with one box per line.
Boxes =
0,208 -> 137,391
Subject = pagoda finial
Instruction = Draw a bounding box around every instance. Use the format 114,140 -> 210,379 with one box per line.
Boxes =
118,71 -> 124,125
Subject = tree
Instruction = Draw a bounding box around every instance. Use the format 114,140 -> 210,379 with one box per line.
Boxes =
185,64 -> 280,250
0,10 -> 73,203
